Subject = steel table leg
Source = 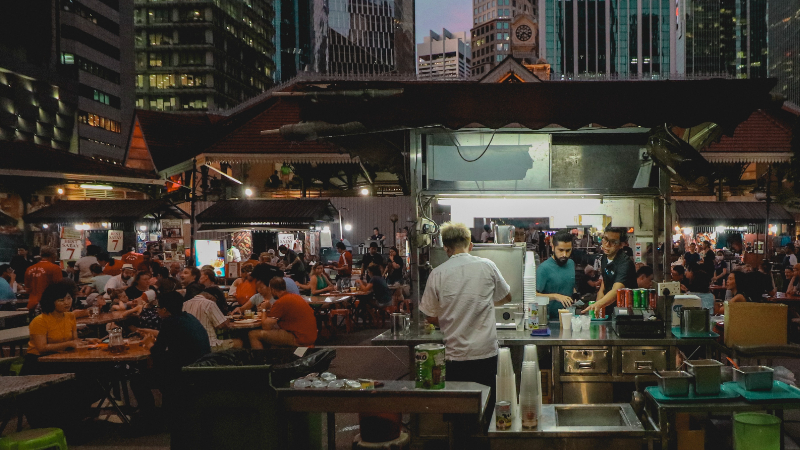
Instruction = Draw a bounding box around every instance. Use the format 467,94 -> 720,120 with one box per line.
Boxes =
327,412 -> 335,450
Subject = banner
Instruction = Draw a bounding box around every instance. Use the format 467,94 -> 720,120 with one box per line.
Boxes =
278,233 -> 294,249
163,238 -> 185,262
161,219 -> 182,238
60,238 -> 83,261
107,230 -> 123,252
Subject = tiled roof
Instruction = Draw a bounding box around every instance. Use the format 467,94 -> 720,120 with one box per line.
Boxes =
24,200 -> 188,223
0,140 -> 157,180
676,201 -> 795,226
133,110 -> 223,171
702,109 -> 796,154
196,199 -> 337,229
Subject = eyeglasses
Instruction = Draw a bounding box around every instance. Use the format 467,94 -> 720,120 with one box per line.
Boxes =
601,236 -> 621,246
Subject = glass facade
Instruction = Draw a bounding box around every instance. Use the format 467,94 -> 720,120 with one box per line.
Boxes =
767,0 -> 800,106
542,0 -> 671,78
470,0 -> 535,76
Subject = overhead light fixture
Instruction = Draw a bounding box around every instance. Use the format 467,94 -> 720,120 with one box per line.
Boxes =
80,184 -> 112,190
344,224 -> 352,231
245,188 -> 253,197
102,222 -> 109,228
139,225 -> 147,231
322,226 -> 330,232
57,188 -> 64,195
360,188 -> 369,196
42,224 -> 49,229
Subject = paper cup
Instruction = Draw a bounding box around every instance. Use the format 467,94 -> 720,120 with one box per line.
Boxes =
514,312 -> 525,331
558,309 -> 569,327
561,312 -> 573,330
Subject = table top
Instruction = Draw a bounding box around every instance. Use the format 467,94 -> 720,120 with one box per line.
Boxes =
304,295 -> 353,305
0,311 -> 28,319
39,344 -> 150,363
768,294 -> 800,302
0,374 -> 75,401
229,317 -> 262,329
76,311 -> 128,326
0,327 -> 29,344
644,386 -> 800,412
709,285 -> 727,291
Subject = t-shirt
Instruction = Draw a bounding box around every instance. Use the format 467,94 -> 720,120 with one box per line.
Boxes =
25,261 -> 63,310
420,252 -> 510,361
150,312 -> 211,375
75,256 -> 98,282
282,249 -> 305,276
91,275 -> 112,294
370,276 -> 392,306
480,231 -> 494,243
27,312 -> 76,355
9,256 -> 33,279
268,293 -> 318,346
536,257 -> 576,319
337,251 -> 353,276
183,295 -> 227,347
249,293 -> 266,309
684,252 -> 701,266
0,278 -> 15,300
601,252 -> 637,315
126,285 -> 153,301
232,279 -> 257,305
104,274 -> 133,293
283,277 -> 300,295
102,260 -> 122,276
385,255 -> 405,285
361,253 -> 384,270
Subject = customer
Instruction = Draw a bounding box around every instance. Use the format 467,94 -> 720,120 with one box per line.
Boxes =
168,262 -> 182,278
361,242 -> 384,280
700,240 -> 715,271
727,271 -> 770,303
232,266 -> 299,313
536,230 -> 575,319
757,260 -> 777,297
384,246 -> 405,285
24,282 -> 82,364
198,268 -> 228,314
671,265 -> 688,293
98,252 -> 121,276
180,266 -> 206,300
126,271 -> 155,301
636,265 -> 654,289
74,245 -> 101,283
230,263 -> 257,305
684,243 -> 700,266
783,265 -> 795,293
711,251 -> 729,286
182,292 -> 240,351
80,264 -> 112,296
420,222 -> 511,424
685,263 -> 714,309
785,245 -> 798,268
787,264 -> 800,295
330,241 -> 353,286
583,226 -> 637,317
278,245 -> 305,281
25,246 -> 63,311
10,245 -> 34,278
356,265 -> 392,311
299,263 -> 335,295
248,276 -> 317,349
104,263 -> 135,293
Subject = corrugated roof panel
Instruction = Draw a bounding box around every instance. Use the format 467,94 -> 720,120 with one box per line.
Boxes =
676,201 -> 794,226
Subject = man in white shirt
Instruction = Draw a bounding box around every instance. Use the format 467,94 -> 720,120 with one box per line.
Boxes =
75,245 -> 101,283
420,222 -> 511,421
104,264 -> 135,293
183,292 -> 240,351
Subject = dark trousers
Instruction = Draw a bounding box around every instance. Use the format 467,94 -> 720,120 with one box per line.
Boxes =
446,355 -> 497,427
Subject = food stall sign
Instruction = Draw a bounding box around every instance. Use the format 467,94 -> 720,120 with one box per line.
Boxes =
278,233 -> 294,249
60,238 -> 83,261
635,241 -> 643,263
194,239 -> 225,277
107,230 -> 123,252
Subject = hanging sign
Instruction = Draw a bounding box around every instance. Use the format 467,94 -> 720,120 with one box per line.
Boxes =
107,230 -> 123,252
278,233 -> 294,249
60,239 -> 83,261
634,241 -> 643,263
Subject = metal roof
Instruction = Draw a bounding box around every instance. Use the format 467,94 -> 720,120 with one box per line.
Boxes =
196,199 -> 338,230
675,201 -> 795,226
24,200 -> 188,223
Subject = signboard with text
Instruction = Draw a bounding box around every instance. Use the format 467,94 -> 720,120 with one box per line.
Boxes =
107,230 -> 123,252
60,239 -> 83,261
278,233 -> 294,250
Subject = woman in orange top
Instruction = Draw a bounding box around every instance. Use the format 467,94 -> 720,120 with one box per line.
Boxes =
230,264 -> 257,305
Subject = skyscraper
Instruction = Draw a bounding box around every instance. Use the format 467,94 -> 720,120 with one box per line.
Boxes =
768,0 -> 800,107
470,0 -> 536,76
537,0 -> 674,78
683,0 -> 768,79
310,0 -> 415,75
134,0 -> 276,112
274,0 -> 312,82
60,0 -> 135,160
417,29 -> 471,79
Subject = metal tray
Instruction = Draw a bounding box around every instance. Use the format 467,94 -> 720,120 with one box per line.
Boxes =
723,381 -> 800,402
733,366 -> 774,391
671,327 -> 719,339
654,371 -> 692,396
645,384 -> 740,403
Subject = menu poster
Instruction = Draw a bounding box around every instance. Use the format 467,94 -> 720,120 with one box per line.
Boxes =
60,238 -> 83,261
107,230 -> 123,252
163,238 -> 185,262
194,240 -> 225,277
60,227 -> 81,240
161,219 -> 182,238
228,262 -> 239,278
278,233 -> 294,250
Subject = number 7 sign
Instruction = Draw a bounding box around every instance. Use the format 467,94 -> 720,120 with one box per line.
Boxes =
108,230 -> 123,252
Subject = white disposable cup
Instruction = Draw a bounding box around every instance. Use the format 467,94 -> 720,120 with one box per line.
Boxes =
561,312 -> 573,329
514,312 -> 525,331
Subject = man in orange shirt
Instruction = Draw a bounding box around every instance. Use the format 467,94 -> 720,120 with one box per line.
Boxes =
25,247 -> 63,310
121,250 -> 144,270
329,241 -> 352,289
248,274 -> 317,348
98,253 -> 121,276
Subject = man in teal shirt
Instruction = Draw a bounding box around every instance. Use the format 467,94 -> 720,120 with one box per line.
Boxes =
536,230 -> 576,319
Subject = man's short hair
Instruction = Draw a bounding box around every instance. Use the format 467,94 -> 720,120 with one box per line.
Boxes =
440,222 -> 471,250
278,245 -> 288,252
374,227 -> 379,232
89,263 -> 103,275
552,230 -> 573,246
158,290 -> 185,316
335,242 -> 346,250
40,246 -> 57,259
269,276 -> 287,292
369,242 -> 378,248
636,265 -> 654,278
251,264 -> 282,284
604,226 -> 628,243
185,266 -> 200,282
200,268 -> 216,283
97,252 -> 112,263
671,265 -> 685,275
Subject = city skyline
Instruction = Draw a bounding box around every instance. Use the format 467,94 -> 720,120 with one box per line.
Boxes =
416,0 -> 472,43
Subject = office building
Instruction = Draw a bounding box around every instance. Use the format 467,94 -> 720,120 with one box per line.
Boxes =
310,0 -> 415,75
134,0 -> 276,112
59,0 -> 135,160
768,0 -> 800,107
274,0 -> 312,82
470,0 -> 536,76
537,0 -> 674,78
417,29 -> 471,79
683,0 -> 768,79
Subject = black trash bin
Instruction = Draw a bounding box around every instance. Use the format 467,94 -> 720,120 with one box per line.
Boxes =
174,348 -> 336,450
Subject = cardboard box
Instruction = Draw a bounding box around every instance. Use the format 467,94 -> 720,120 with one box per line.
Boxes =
724,302 -> 787,347
677,430 -> 705,450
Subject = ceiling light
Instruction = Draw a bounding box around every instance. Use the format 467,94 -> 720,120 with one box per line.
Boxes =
80,184 -> 112,190
344,224 -> 352,231
245,188 -> 253,197
57,188 -> 64,195
360,188 -> 369,196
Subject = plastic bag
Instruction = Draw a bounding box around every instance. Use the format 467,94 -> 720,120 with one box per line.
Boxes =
773,366 -> 796,386
271,348 -> 337,385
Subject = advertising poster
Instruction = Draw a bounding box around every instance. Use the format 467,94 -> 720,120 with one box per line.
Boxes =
194,240 -> 225,277
161,219 -> 182,238
163,238 -> 185,262
278,233 -> 294,249
107,230 -> 123,253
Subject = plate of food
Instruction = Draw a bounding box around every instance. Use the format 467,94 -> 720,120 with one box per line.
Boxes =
235,319 -> 259,324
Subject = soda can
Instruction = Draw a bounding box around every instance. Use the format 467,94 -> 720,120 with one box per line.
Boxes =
648,289 -> 657,310
495,401 -> 512,430
634,289 -> 643,308
596,303 -> 605,319
415,344 -> 446,389
588,301 -> 596,319
618,288 -> 632,308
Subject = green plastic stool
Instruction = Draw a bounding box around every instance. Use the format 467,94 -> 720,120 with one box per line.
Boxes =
0,428 -> 68,450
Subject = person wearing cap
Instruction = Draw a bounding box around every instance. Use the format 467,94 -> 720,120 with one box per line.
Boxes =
361,242 -> 384,281
104,263 -> 136,293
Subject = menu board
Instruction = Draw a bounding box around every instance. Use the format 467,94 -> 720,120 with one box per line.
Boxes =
278,233 -> 294,249
163,238 -> 185,262
161,219 -> 182,238
194,240 -> 225,277
107,230 -> 123,252
60,238 -> 82,261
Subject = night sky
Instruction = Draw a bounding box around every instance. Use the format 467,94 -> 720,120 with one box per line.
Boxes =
415,0 -> 473,44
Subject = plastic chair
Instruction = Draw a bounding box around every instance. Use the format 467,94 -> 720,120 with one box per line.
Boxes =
329,309 -> 352,333
0,428 -> 68,450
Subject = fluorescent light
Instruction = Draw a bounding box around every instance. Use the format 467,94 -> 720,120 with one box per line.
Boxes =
80,184 -> 112,190
42,224 -> 48,229
344,224 -> 352,231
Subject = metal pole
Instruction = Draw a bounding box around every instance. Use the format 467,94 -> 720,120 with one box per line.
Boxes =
765,164 -> 772,259
190,158 -> 197,268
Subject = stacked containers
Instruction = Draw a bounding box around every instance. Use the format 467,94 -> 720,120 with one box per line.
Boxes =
496,348 -> 517,418
523,251 -> 537,317
519,361 -> 540,429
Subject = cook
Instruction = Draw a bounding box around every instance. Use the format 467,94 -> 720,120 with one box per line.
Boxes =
583,226 -> 637,317
536,230 -> 575,319
420,222 -> 511,423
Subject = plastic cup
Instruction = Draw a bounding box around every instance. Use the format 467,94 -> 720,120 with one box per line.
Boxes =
561,312 -> 573,330
514,312 -> 525,331
734,413 -> 781,450
571,316 -> 581,332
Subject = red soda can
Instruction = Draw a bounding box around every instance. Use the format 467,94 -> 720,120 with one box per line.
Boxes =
596,304 -> 605,319
648,289 -> 657,310
618,288 -> 632,308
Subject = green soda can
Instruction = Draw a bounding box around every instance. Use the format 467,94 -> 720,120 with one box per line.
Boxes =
588,301 -> 596,319
634,289 -> 643,308
415,344 -> 446,389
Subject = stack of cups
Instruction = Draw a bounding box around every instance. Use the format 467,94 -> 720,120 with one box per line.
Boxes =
523,345 -> 543,418
523,251 -> 537,314
496,348 -> 517,418
519,361 -> 540,429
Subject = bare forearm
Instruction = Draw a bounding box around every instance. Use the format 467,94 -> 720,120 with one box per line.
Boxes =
494,293 -> 512,307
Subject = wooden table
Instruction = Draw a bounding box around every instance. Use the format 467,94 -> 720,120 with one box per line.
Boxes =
0,327 -> 29,357
0,374 -> 75,401
76,311 -> 128,326
304,294 -> 353,306
229,318 -> 262,329
0,311 -> 27,330
768,294 -> 800,302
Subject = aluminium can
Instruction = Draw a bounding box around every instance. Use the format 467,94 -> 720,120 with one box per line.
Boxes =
495,401 -> 512,430
415,344 -> 446,389
648,289 -> 658,310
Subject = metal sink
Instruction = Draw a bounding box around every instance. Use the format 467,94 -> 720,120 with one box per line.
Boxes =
555,405 -> 632,428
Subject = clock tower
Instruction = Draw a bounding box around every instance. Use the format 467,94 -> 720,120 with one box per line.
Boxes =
510,14 -> 538,62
